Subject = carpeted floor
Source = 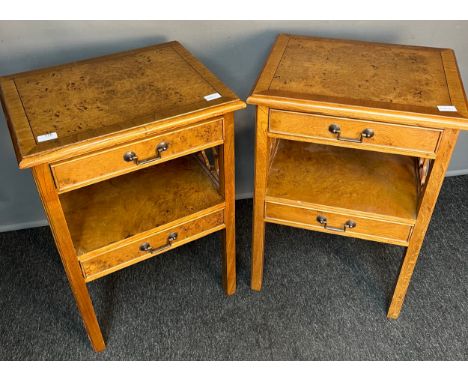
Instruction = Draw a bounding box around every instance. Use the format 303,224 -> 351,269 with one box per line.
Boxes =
0,176 -> 467,360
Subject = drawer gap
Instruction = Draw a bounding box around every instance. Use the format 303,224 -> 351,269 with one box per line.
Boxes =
59,155 -> 224,256
266,139 -> 419,224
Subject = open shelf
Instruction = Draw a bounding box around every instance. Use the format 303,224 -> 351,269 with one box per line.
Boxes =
266,140 -> 419,223
60,155 -> 224,255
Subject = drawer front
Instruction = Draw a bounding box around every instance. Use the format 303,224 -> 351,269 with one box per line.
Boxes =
52,118 -> 224,192
265,202 -> 413,246
269,110 -> 441,158
80,209 -> 225,281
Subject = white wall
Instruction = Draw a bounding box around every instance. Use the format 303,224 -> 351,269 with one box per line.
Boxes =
1,21 -> 467,231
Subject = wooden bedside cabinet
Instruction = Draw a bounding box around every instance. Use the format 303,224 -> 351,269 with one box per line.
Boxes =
0,41 -> 245,351
247,34 -> 468,318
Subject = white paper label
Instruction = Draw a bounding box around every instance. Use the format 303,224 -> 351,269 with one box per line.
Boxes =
204,92 -> 222,101
437,105 -> 457,112
37,132 -> 58,142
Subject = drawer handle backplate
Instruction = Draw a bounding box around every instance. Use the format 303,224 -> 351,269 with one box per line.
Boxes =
329,124 -> 374,143
124,142 -> 169,165
139,232 -> 178,254
316,215 -> 357,232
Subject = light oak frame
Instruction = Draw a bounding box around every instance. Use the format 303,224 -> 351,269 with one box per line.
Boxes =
249,34 -> 468,319
250,106 -> 460,318
1,42 -> 245,351
30,112 -> 237,351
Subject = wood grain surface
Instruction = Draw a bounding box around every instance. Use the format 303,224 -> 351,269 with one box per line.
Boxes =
32,164 -> 106,351
269,109 -> 442,158
265,201 -> 413,246
0,41 -> 245,168
248,34 -> 468,130
0,40 -> 245,351
249,34 -> 466,319
218,113 -> 237,295
266,140 -> 418,223
60,155 -> 223,255
270,37 -> 450,107
387,128 -> 460,318
251,106 -> 270,291
52,118 -> 224,192
80,209 -> 225,282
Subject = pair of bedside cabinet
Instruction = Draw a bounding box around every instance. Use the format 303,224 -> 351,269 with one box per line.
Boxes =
1,34 -> 467,352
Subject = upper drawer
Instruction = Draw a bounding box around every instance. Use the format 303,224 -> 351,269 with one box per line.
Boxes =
269,110 -> 442,158
51,118 -> 224,192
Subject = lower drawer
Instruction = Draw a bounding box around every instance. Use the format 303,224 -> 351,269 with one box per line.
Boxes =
265,202 -> 413,246
79,209 -> 225,281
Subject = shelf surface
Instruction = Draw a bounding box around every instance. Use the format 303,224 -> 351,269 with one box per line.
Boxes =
266,140 -> 418,223
60,155 -> 223,254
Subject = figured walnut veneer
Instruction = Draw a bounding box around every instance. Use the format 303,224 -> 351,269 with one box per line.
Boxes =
248,34 -> 467,319
60,156 -> 224,254
0,41 -> 245,351
266,140 -> 418,223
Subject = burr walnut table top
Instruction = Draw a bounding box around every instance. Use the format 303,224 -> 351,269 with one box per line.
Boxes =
248,34 -> 468,130
0,41 -> 244,168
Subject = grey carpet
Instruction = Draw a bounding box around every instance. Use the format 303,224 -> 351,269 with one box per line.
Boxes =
0,176 -> 467,360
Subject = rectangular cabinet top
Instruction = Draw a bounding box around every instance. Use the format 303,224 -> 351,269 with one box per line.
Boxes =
0,41 -> 245,168
248,34 -> 468,130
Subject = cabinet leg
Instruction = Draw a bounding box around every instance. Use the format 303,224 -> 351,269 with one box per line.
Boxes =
387,241 -> 422,319
219,112 -> 236,295
251,210 -> 266,291
32,164 -> 106,352
251,106 -> 270,291
221,226 -> 236,295
387,128 -> 459,319
60,262 -> 106,352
